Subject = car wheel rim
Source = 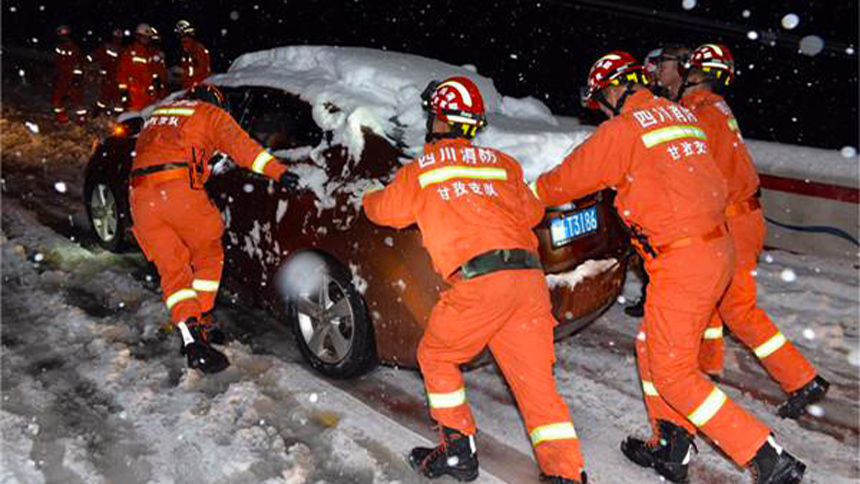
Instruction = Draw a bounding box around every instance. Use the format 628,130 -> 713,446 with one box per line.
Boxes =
295,272 -> 356,364
90,183 -> 118,243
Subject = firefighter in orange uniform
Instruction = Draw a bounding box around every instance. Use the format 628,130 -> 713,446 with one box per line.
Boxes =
363,77 -> 586,484
51,25 -> 87,123
532,52 -> 806,484
130,84 -> 300,373
673,44 -> 828,417
117,23 -> 161,111
175,20 -> 211,89
92,28 -> 124,116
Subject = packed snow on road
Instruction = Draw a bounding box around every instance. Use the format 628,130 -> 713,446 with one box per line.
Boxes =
2,48 -> 858,484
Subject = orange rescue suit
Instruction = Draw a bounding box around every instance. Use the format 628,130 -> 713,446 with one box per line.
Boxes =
117,40 -> 163,111
180,37 -> 211,89
364,138 -> 586,480
534,90 -> 771,466
683,90 -> 818,390
130,99 -> 288,325
51,39 -> 86,121
92,40 -> 123,112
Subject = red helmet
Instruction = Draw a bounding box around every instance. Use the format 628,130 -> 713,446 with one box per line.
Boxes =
686,43 -> 735,86
582,51 -> 647,109
422,76 -> 487,128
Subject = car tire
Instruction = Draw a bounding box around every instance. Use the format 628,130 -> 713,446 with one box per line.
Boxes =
85,176 -> 126,252
285,252 -> 376,378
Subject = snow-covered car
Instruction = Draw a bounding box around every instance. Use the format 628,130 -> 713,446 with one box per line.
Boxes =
83,46 -> 630,378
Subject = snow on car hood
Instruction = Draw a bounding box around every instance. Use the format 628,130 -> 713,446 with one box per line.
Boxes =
207,45 -> 584,179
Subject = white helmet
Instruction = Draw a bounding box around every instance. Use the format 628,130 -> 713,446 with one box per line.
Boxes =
135,23 -> 155,37
175,19 -> 195,36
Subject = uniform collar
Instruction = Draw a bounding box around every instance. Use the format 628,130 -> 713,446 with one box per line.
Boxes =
681,89 -> 721,108
619,89 -> 657,114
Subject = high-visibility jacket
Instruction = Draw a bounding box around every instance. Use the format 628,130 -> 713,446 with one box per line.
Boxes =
180,37 -> 211,88
534,90 -> 728,246
363,138 -> 545,279
133,99 -> 287,183
92,40 -> 122,103
116,40 -> 163,110
54,39 -> 86,83
680,90 -> 759,206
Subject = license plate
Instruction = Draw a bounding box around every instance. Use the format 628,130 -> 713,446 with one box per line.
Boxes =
550,206 -> 599,248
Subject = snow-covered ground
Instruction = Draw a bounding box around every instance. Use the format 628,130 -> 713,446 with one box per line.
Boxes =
2,52 -> 858,483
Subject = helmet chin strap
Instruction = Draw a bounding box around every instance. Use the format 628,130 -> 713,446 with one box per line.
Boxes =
425,114 -> 476,142
597,83 -> 636,116
674,70 -> 705,101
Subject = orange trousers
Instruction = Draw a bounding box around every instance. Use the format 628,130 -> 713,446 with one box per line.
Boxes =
636,235 -> 771,466
698,210 -> 817,392
130,178 -> 224,324
418,269 -> 584,479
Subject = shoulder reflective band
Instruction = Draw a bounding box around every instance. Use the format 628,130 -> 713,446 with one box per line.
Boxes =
642,380 -> 659,396
132,56 -> 148,63
252,151 -> 274,174
192,279 -> 220,292
727,118 -> 739,132
703,326 -> 724,339
427,387 -> 467,409
418,166 -> 507,188
152,107 -> 196,116
529,422 -> 578,446
688,387 -> 727,427
166,288 -> 198,309
754,333 -> 787,359
641,125 -> 707,148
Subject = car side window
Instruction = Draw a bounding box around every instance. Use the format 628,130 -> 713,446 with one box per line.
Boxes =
243,88 -> 322,151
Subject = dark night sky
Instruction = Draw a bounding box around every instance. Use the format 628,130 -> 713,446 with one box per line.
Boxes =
3,0 -> 858,150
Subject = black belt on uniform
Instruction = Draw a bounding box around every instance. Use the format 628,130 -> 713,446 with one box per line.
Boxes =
460,249 -> 542,280
131,162 -> 189,179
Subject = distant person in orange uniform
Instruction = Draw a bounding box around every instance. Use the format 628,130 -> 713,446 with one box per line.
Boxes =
363,77 -> 587,484
175,20 -> 211,89
130,84 -> 300,373
672,44 -> 828,417
51,25 -> 87,123
92,28 -> 124,116
116,23 -> 163,111
532,51 -> 806,484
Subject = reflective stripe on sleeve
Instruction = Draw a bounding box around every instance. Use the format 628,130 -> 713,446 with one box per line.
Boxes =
132,56 -> 148,63
252,151 -> 274,174
418,166 -> 507,188
166,289 -> 197,309
754,333 -> 787,359
640,125 -> 707,148
688,387 -> 727,427
427,388 -> 467,409
529,422 -> 578,446
152,107 -> 196,116
703,326 -> 724,339
727,118 -> 739,132
192,279 -> 220,292
642,380 -> 659,396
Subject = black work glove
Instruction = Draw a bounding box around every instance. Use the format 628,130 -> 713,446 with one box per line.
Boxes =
279,171 -> 301,191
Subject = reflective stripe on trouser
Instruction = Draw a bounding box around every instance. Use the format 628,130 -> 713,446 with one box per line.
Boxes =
636,236 -> 770,466
418,269 -> 584,479
716,210 -> 817,393
698,313 -> 725,375
129,178 -> 225,324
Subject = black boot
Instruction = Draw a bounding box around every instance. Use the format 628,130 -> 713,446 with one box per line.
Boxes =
178,314 -> 225,354
539,470 -> 588,483
409,427 -> 478,482
178,318 -> 230,374
749,436 -> 806,484
777,375 -> 829,419
621,420 -> 696,483
624,298 -> 645,318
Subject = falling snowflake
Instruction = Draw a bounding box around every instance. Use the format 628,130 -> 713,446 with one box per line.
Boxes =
742,9 -> 751,18
799,35 -> 825,56
802,328 -> 815,340
781,13 -> 800,30
229,10 -> 240,20
309,393 -> 319,403
54,182 -> 67,193
747,31 -> 759,41
840,146 -> 857,158
33,253 -> 44,262
807,405 -> 824,417
681,0 -> 696,10
617,295 -> 627,304
243,183 -> 254,193
780,269 -> 797,282
25,122 -> 39,134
